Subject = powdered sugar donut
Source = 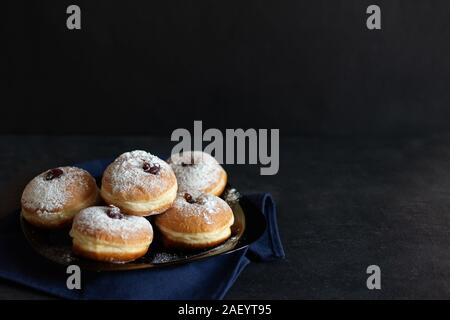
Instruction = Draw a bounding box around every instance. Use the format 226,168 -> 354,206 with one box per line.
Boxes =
100,150 -> 178,216
154,191 -> 234,249
70,205 -> 153,263
168,151 -> 227,196
21,167 -> 99,229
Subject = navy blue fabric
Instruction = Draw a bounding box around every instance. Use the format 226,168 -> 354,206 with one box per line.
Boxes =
0,159 -> 284,299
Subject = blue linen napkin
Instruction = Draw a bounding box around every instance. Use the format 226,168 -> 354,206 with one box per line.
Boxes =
0,159 -> 284,299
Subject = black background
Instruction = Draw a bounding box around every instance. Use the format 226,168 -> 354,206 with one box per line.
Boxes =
4,1 -> 450,300
4,0 -> 450,136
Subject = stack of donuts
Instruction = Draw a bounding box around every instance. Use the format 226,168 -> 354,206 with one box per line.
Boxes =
20,150 -> 234,263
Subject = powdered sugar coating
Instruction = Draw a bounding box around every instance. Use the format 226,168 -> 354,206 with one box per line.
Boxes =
104,150 -> 175,196
21,166 -> 94,216
72,206 -> 153,241
172,191 -> 230,225
168,151 -> 224,193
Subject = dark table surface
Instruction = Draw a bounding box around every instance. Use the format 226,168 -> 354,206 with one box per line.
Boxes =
2,134 -> 450,299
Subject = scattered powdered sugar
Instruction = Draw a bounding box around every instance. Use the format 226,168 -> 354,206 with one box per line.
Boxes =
169,151 -> 222,192
21,167 -> 89,215
223,188 -> 241,204
107,150 -> 172,194
173,191 -> 229,225
73,206 -> 152,240
151,252 -> 185,264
